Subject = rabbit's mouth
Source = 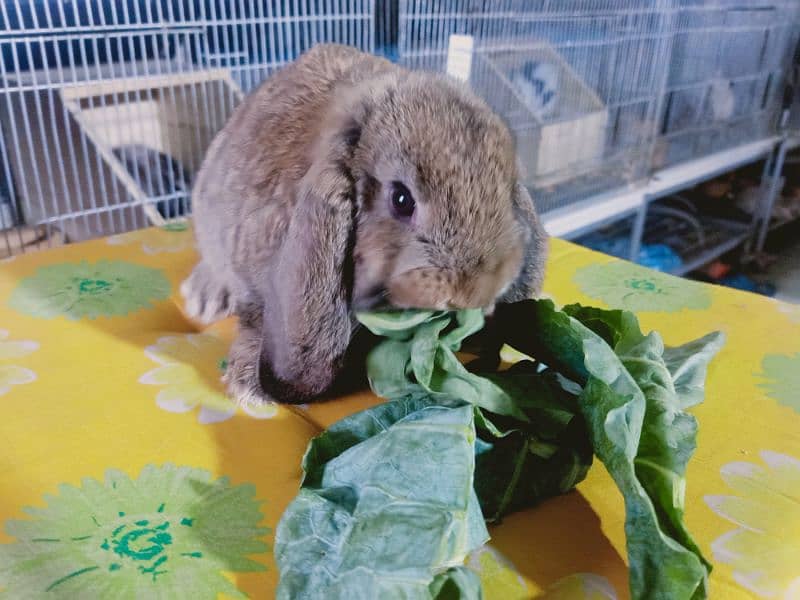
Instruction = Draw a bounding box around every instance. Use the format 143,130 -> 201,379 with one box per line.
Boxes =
353,285 -> 391,311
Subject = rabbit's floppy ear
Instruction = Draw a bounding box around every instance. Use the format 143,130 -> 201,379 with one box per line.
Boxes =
257,155 -> 357,402
500,183 -> 548,302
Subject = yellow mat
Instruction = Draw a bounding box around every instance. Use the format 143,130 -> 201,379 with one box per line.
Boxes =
0,223 -> 798,599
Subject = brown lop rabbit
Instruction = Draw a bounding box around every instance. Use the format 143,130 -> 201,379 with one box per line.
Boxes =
182,44 -> 548,405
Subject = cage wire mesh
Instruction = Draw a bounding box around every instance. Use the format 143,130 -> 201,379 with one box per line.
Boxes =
395,0 -> 678,213
0,0 -> 798,256
0,0 -> 375,253
656,0 -> 800,168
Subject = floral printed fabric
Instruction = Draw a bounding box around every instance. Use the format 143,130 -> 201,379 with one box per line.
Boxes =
0,464 -> 268,599
140,333 -> 278,424
9,260 -> 170,319
467,545 -> 619,600
573,260 -> 711,312
705,451 -> 800,598
107,221 -> 194,255
757,353 -> 800,414
0,227 -> 797,599
776,299 -> 800,324
467,546 -> 533,599
539,574 -> 619,599
0,329 -> 37,395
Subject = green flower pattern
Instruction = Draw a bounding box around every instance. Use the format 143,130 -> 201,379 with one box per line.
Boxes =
0,464 -> 269,599
162,221 -> 188,232
9,260 -> 170,319
573,260 -> 711,313
758,353 -> 800,414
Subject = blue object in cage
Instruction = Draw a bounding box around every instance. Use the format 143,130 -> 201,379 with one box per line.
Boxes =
638,244 -> 684,272
718,274 -> 777,297
581,234 -> 683,273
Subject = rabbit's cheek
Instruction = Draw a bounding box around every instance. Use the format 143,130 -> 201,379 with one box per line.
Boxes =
351,254 -> 393,310
496,245 -> 526,289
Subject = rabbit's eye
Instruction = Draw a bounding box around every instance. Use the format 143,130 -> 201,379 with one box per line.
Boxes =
390,183 -> 415,219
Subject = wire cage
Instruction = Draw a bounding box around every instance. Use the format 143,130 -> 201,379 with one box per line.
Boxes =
655,0 -> 800,169
0,0 -> 376,252
395,1 -> 675,213
0,0 -> 799,256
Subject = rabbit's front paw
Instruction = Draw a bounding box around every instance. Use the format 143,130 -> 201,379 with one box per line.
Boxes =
180,261 -> 232,324
222,324 -> 274,407
224,366 -> 269,408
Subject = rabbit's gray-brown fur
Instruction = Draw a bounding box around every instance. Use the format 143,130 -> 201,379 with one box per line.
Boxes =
183,44 -> 547,405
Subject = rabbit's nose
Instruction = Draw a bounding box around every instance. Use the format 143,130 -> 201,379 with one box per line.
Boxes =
446,279 -> 498,310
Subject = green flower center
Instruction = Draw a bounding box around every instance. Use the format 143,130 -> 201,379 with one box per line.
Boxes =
99,510 -> 201,581
3,465 -> 267,597
78,278 -> 114,295
626,278 -> 659,293
113,522 -> 172,561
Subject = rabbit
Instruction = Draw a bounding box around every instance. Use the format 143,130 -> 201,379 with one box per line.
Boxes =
182,44 -> 548,406
708,74 -> 735,123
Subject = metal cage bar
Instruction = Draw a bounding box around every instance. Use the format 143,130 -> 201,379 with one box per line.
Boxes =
0,0 -> 798,257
